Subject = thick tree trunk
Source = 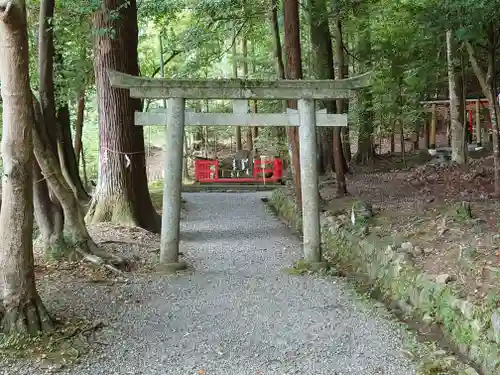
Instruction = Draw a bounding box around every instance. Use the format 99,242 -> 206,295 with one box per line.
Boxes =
333,18 -> 351,163
423,119 -> 430,149
0,0 -> 52,334
32,96 -> 124,266
86,0 -> 160,232
242,35 -> 253,151
390,123 -> 396,153
353,26 -> 374,165
309,0 -> 347,194
33,160 -> 64,255
250,43 -> 259,145
310,0 -> 347,196
57,103 -> 91,204
283,0 -> 302,204
466,32 -> 500,193
269,0 -> 287,154
355,110 -> 374,164
35,0 -> 67,256
319,128 -> 334,174
447,30 -> 466,165
74,91 -> 85,167
38,0 -> 59,150
232,28 -> 242,151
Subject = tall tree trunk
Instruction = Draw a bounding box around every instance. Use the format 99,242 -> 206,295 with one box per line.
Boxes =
269,0 -> 287,150
447,30 -> 466,165
232,26 -> 242,151
333,17 -> 351,164
252,100 -> 259,145
318,128 -> 333,175
390,121 -> 396,153
353,25 -> 374,165
466,31 -> 500,193
423,118 -> 430,149
33,160 -> 64,252
283,0 -> 302,204
32,95 -> 124,266
74,90 -> 85,167
309,0 -> 347,195
35,0 -> 65,254
242,35 -> 253,151
86,0 -> 160,232
0,0 -> 52,334
57,103 -> 91,204
250,41 -> 258,145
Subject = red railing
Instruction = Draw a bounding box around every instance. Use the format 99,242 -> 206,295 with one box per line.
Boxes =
194,158 -> 283,183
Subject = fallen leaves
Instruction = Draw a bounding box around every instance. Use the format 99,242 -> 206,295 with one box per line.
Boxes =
319,151 -> 500,304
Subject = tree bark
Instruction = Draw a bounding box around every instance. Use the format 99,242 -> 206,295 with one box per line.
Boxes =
33,160 -> 64,254
57,103 -> 91,204
466,33 -> 500,193
333,18 -> 351,163
390,122 -> 396,153
232,26 -> 242,151
74,90 -> 85,167
269,0 -> 287,150
309,0 -> 347,195
0,0 -> 53,334
283,0 -> 302,204
242,35 -> 253,151
447,30 -> 466,165
353,25 -> 374,165
86,0 -> 160,232
35,0 -> 66,255
32,95 -> 124,267
250,42 -> 259,145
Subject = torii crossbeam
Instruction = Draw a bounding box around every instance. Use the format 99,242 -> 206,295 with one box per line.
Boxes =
108,69 -> 372,272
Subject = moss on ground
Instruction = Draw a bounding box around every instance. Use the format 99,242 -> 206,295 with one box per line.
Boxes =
269,188 -> 500,375
0,318 -> 102,371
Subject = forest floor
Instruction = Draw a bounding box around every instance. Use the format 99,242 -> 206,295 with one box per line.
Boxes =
3,193 -> 431,375
320,148 -> 500,306
0,144 -> 493,374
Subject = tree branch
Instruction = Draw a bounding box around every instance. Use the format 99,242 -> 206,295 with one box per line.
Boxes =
0,1 -> 13,22
465,41 -> 490,99
150,50 -> 181,78
343,44 -> 360,62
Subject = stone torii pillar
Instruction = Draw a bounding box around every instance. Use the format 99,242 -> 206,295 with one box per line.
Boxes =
108,70 -> 372,271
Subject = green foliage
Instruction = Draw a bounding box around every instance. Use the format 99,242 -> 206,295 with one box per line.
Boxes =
0,319 -> 95,369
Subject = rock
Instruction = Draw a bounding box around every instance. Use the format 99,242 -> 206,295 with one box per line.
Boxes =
422,314 -> 434,324
491,308 -> 500,343
350,200 -> 373,225
412,246 -> 423,256
435,273 -> 454,284
356,225 -> 369,236
400,242 -> 413,252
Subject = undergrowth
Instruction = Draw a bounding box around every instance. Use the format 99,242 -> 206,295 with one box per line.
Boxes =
0,318 -> 103,371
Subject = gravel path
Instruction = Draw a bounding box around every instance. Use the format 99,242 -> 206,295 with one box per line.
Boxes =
9,192 -> 417,375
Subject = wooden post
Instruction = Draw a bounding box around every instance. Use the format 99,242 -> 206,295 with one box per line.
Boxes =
475,99 -> 481,146
430,103 -> 437,150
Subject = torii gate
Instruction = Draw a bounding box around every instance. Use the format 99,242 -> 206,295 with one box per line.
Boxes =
108,70 -> 372,272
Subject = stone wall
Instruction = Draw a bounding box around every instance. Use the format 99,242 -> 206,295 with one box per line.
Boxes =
269,188 -> 500,375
